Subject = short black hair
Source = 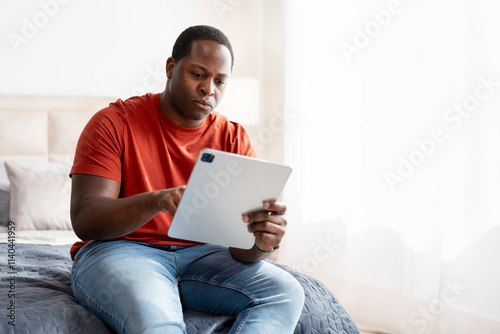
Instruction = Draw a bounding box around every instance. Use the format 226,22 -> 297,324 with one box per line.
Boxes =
172,25 -> 234,70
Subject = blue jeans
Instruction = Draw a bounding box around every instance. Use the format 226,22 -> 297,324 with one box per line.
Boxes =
71,240 -> 305,334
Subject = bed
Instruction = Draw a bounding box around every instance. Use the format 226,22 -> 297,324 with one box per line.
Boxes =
0,95 -> 359,334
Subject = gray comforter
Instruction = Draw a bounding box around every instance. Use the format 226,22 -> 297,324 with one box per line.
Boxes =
0,243 -> 359,334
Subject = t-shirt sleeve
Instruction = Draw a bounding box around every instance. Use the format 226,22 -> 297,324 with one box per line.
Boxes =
232,123 -> 258,158
70,106 -> 124,182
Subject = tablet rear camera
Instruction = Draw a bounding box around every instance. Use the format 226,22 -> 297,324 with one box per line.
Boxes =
201,153 -> 215,163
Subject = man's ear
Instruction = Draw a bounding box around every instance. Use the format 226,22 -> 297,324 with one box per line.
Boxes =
166,57 -> 176,79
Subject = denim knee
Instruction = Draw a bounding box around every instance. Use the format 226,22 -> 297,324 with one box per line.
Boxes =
283,271 -> 306,316
265,263 -> 305,317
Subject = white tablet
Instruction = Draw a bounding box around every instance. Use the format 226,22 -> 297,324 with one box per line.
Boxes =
168,148 -> 292,249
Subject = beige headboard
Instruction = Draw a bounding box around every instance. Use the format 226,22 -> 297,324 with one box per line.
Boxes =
0,95 -> 113,165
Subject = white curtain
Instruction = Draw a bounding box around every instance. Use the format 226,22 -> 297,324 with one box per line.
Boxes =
279,0 -> 500,333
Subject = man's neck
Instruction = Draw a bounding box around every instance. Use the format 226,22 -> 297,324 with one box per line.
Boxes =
158,91 -> 203,128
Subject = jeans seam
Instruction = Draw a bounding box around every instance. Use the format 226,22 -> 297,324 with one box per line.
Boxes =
179,275 -> 258,303
233,308 -> 251,334
174,252 -> 181,280
73,277 -> 125,333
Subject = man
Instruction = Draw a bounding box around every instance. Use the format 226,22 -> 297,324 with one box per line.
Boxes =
69,25 -> 304,334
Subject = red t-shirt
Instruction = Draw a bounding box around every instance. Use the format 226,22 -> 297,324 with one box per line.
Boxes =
70,93 -> 256,259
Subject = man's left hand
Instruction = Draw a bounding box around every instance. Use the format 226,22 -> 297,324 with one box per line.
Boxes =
242,201 -> 287,252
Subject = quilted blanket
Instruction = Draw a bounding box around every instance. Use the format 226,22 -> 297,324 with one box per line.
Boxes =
0,243 -> 359,334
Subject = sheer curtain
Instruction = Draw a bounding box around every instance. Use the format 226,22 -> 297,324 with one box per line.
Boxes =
279,0 -> 500,333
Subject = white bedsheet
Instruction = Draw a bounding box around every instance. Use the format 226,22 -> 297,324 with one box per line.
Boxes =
0,227 -> 80,245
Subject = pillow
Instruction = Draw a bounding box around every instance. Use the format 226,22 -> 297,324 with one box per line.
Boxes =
5,161 -> 72,230
0,162 -> 10,226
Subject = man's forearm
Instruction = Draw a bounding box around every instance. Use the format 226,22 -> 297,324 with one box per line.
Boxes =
71,191 -> 161,240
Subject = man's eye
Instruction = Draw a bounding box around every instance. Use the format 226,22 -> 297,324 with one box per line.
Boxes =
192,72 -> 202,78
216,80 -> 226,86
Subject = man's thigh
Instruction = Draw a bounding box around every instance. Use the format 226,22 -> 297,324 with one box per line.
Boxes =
71,240 -> 185,334
176,244 -> 301,316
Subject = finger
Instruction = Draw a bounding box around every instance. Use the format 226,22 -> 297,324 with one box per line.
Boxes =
176,186 -> 186,199
248,220 -> 285,234
252,224 -> 285,249
172,185 -> 186,194
161,186 -> 186,215
263,201 -> 287,215
243,210 -> 272,223
166,195 -> 181,215
243,212 -> 287,229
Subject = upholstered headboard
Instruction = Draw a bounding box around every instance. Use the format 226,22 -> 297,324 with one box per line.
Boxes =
0,95 -> 115,231
0,95 -> 113,164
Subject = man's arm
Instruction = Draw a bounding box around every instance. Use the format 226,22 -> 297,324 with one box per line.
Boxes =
229,201 -> 287,263
70,173 -> 185,240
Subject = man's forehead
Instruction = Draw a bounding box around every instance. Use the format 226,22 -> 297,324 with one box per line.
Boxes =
184,40 -> 232,74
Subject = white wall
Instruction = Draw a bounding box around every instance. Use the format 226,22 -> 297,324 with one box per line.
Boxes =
1,0 -> 261,96
1,0 -> 262,96
0,0 -> 284,160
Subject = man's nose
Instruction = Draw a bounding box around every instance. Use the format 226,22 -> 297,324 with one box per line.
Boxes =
200,79 -> 215,96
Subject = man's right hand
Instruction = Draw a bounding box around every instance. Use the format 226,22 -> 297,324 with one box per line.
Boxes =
154,186 -> 186,215
71,173 -> 185,241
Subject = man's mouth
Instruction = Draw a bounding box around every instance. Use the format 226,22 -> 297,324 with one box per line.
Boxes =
193,99 -> 213,111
